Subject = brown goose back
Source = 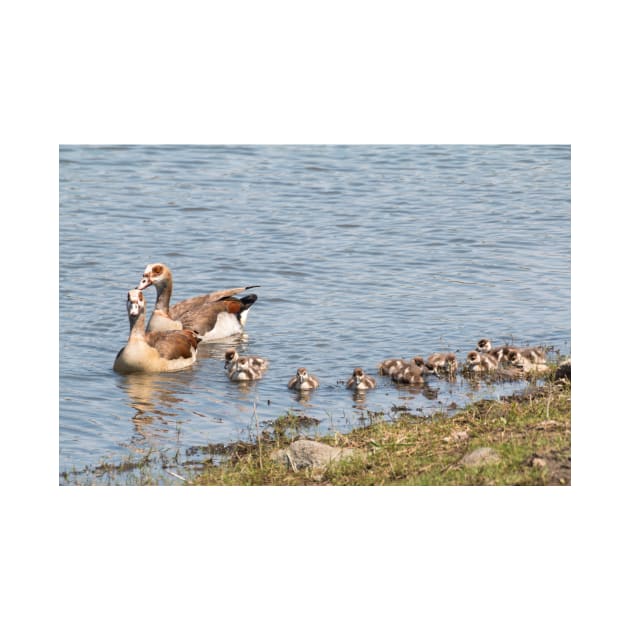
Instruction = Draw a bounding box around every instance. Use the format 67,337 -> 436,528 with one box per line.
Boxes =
145,329 -> 199,360
171,295 -> 258,336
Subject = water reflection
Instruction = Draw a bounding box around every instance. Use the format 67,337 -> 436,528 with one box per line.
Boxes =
116,372 -> 189,448
350,389 -> 370,407
292,389 -> 316,404
196,336 -> 243,362
119,373 -> 186,420
392,382 -> 440,400
460,371 -> 531,391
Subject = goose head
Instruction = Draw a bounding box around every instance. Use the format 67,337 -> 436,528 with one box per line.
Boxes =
127,289 -> 146,319
350,367 -> 366,385
507,350 -> 524,368
224,349 -> 238,368
296,367 -> 309,383
137,263 -> 172,291
476,339 -> 492,352
466,351 -> 481,366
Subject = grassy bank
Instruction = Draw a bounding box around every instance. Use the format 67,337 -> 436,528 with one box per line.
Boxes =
192,375 -> 571,486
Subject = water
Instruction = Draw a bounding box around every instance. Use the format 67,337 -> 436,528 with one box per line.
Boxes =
59,145 -> 570,484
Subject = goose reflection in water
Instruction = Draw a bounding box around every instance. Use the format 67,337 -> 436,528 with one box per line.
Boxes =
292,388 -> 317,404
117,372 -> 189,444
351,389 -> 370,407
393,381 -> 440,401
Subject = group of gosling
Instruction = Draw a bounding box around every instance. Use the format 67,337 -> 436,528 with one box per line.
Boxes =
224,339 -> 549,393
113,263 -> 548,393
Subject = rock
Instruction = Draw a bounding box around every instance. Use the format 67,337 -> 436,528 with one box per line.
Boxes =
271,439 -> 357,471
531,457 -> 547,468
460,447 -> 501,467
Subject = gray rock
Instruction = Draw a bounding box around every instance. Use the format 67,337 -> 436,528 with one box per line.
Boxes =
271,439 -> 357,471
460,447 -> 501,467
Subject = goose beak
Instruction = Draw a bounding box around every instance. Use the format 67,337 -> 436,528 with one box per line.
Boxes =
137,276 -> 152,290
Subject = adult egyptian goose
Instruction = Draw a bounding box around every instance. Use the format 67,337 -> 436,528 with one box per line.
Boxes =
137,263 -> 258,342
426,352 -> 459,374
228,356 -> 265,381
346,368 -> 377,390
224,349 -> 269,376
113,289 -> 199,374
464,350 -> 499,372
287,367 -> 320,390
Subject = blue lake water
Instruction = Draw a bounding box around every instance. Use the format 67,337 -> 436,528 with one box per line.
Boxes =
59,145 -> 570,484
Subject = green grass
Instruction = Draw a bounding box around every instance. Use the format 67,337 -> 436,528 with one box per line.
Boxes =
192,377 -> 571,486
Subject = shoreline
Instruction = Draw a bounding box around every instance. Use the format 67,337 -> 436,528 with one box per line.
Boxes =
191,370 -> 570,486
60,366 -> 570,486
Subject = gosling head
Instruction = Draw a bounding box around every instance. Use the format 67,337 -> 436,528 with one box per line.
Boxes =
476,339 -> 492,352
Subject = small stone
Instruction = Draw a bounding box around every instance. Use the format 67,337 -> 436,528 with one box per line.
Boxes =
271,439 -> 357,471
532,457 -> 547,468
460,447 -> 501,467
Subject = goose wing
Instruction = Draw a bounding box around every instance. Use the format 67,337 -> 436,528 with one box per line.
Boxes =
145,329 -> 198,360
169,286 -> 259,318
172,295 -> 257,337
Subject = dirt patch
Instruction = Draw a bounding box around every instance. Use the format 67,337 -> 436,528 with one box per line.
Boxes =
526,446 -> 571,485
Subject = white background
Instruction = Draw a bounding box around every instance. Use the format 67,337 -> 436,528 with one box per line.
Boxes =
2,1 -> 627,628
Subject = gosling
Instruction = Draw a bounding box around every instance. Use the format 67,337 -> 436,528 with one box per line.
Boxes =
465,350 -> 499,372
346,367 -> 377,390
287,367 -> 320,390
228,356 -> 266,381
